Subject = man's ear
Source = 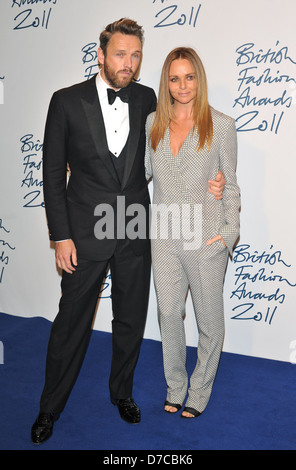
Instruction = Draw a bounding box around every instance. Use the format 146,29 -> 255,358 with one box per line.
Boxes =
97,47 -> 105,66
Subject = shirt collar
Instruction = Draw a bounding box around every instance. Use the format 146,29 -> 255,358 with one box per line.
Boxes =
96,70 -> 110,99
95,70 -> 132,107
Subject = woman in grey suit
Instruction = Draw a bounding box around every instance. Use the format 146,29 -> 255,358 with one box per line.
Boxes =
145,47 -> 240,418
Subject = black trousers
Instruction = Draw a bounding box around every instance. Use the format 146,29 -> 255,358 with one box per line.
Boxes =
39,238 -> 151,414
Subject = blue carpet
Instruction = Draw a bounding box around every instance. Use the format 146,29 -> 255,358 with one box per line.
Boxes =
0,312 -> 295,452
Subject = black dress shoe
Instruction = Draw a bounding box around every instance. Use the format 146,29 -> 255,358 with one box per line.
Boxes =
111,397 -> 141,424
31,412 -> 59,444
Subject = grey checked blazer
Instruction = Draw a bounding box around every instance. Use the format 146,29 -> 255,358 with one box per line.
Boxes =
145,107 -> 240,257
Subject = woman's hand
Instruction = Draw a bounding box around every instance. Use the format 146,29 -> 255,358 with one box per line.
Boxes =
206,234 -> 226,247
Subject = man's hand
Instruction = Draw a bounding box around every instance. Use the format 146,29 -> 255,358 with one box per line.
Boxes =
206,234 -> 226,247
55,239 -> 77,274
208,170 -> 225,200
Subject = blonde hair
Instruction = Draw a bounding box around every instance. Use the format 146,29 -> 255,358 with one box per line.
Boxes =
150,47 -> 213,151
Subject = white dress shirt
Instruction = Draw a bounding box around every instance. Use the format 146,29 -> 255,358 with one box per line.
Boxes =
95,71 -> 129,157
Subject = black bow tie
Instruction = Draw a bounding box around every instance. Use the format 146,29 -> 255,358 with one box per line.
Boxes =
107,87 -> 130,105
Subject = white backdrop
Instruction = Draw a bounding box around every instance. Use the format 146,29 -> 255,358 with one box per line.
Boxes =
1,0 -> 296,363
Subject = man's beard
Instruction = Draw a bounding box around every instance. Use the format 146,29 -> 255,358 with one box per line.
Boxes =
103,62 -> 136,89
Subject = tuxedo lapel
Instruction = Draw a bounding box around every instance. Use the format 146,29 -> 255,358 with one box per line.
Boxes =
81,78 -> 120,185
121,87 -> 142,189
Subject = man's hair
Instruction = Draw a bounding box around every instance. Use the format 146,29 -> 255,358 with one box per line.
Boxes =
99,18 -> 144,56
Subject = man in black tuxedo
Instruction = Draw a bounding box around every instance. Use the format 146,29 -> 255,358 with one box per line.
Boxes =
31,17 -> 224,444
31,18 -> 157,444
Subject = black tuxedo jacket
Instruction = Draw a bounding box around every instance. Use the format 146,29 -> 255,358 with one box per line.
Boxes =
42,76 -> 157,260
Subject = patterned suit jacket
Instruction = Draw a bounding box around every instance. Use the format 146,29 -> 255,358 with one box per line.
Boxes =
145,108 -> 240,258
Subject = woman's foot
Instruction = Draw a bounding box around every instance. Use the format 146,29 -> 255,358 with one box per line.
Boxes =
181,407 -> 202,418
164,400 -> 182,413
